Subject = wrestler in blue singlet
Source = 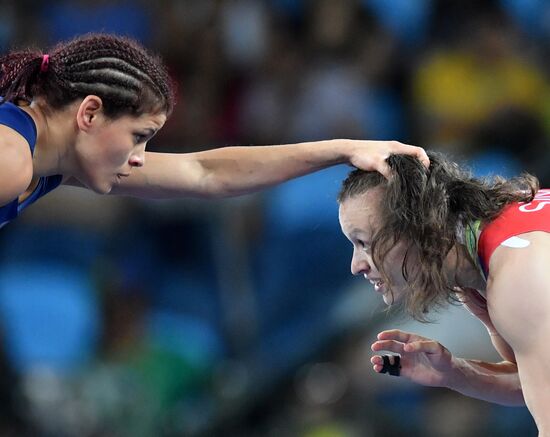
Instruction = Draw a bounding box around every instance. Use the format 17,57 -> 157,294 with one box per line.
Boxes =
0,102 -> 62,228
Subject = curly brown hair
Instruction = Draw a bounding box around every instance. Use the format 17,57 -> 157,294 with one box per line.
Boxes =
338,152 -> 539,321
0,33 -> 175,118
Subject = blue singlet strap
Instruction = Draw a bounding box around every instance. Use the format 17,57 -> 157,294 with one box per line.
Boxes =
0,101 -> 38,154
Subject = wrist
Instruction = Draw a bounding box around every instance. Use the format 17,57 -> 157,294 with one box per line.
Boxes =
328,139 -> 354,164
442,356 -> 467,391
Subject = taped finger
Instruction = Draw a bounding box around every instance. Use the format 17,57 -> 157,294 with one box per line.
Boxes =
380,354 -> 401,376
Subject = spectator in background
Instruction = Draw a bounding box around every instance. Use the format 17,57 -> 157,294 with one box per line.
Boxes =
362,0 -> 433,48
39,0 -> 153,45
286,0 -> 406,142
0,1 -> 16,53
470,106 -> 550,184
412,11 -> 548,155
500,0 -> 550,41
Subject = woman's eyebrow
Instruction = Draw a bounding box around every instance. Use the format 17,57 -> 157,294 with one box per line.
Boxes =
137,128 -> 159,141
143,127 -> 158,137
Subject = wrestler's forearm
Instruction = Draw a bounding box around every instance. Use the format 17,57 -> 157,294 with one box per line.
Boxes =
192,140 -> 350,197
445,357 -> 525,406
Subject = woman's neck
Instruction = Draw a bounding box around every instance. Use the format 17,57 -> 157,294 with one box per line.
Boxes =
450,243 -> 487,292
22,100 -> 77,177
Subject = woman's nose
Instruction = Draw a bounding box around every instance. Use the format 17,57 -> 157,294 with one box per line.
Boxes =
351,250 -> 371,276
129,150 -> 145,168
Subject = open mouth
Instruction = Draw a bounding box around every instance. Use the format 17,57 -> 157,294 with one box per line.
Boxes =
366,276 -> 385,293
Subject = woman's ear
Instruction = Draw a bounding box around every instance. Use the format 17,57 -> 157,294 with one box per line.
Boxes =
76,95 -> 104,132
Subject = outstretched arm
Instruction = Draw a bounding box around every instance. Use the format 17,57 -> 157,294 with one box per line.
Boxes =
371,329 -> 524,406
106,140 -> 429,199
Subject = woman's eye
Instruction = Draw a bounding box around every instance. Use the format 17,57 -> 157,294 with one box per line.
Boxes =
134,134 -> 146,144
359,241 -> 371,252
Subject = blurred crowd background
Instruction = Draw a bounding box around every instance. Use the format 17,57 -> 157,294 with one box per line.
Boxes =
0,0 -> 548,435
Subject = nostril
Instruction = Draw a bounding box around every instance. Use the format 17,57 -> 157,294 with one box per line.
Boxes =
130,157 -> 144,168
352,264 -> 369,276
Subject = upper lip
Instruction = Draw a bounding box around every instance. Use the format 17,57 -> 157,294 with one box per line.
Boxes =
365,276 -> 383,285
118,173 -> 131,177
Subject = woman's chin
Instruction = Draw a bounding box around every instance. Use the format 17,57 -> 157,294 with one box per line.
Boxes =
381,288 -> 403,306
83,178 -> 113,195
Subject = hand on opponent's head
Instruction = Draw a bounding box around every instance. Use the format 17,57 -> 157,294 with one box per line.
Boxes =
346,140 -> 430,179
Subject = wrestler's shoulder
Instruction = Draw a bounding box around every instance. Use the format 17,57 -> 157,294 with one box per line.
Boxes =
0,130 -> 33,205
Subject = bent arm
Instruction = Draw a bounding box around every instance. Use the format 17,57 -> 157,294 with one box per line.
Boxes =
371,330 -> 524,407
446,357 -> 524,406
458,289 -> 516,363
106,139 -> 428,199
450,292 -> 523,405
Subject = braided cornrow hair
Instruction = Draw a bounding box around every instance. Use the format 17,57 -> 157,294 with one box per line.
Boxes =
0,33 -> 175,118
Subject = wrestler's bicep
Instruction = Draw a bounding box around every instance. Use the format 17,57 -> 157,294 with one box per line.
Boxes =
487,237 -> 550,423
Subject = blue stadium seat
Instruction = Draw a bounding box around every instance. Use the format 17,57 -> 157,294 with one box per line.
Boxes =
0,262 -> 99,373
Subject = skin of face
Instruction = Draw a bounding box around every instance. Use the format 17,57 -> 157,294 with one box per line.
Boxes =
73,100 -> 166,194
339,186 -> 418,305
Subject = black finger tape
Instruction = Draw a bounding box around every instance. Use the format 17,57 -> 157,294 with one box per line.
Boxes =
380,354 -> 401,376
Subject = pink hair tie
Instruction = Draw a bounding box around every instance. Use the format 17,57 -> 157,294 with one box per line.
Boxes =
40,54 -> 50,73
